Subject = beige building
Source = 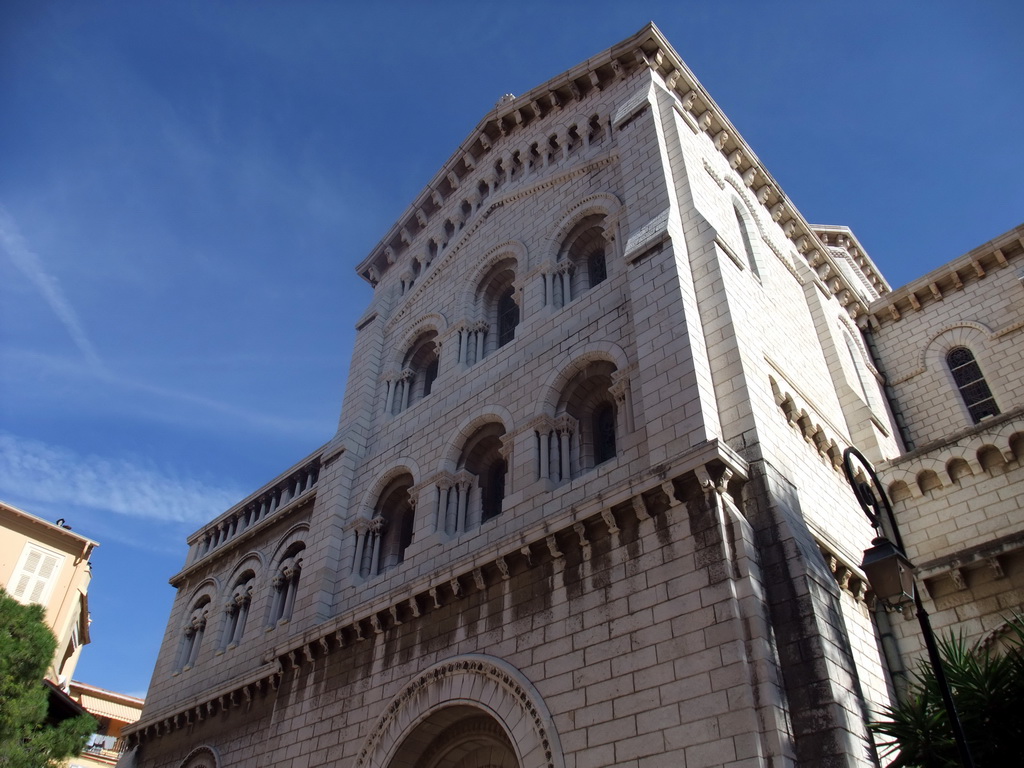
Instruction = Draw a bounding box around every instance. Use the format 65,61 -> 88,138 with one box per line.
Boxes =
2,499 -> 97,687
121,23 -> 1020,768
867,224 -> 1024,664
68,681 -> 145,768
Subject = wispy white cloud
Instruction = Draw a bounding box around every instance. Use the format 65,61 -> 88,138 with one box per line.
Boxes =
0,206 -> 105,374
0,346 -> 331,440
0,432 -> 243,526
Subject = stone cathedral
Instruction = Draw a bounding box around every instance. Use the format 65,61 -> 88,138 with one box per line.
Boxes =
122,23 -> 1024,768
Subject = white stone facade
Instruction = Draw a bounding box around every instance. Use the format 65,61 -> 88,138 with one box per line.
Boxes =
122,23 -> 1021,768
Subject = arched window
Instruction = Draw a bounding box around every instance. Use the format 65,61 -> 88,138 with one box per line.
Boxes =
269,544 -> 303,626
374,475 -> 415,574
221,573 -> 253,650
177,597 -> 210,671
946,347 -> 999,423
392,332 -> 439,414
734,203 -> 759,278
554,214 -> 608,307
496,288 -> 519,348
443,423 -> 507,533
482,456 -> 507,524
540,360 -> 620,483
843,331 -> 880,412
592,402 -> 617,465
472,258 -> 518,360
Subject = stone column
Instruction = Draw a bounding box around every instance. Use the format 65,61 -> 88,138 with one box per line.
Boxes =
538,427 -> 551,480
399,368 -> 414,411
368,517 -> 386,576
610,366 -> 635,435
555,416 -> 576,482
557,261 -> 574,306
455,473 -> 473,533
351,520 -> 368,576
435,476 -> 453,534
228,585 -> 251,648
474,322 -> 486,363
186,610 -> 207,667
542,265 -> 554,308
499,434 -> 514,495
383,374 -> 397,415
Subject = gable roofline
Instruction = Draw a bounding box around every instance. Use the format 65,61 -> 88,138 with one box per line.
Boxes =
354,22 -> 889,322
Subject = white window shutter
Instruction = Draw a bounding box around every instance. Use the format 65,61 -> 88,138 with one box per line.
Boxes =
8,545 -> 65,606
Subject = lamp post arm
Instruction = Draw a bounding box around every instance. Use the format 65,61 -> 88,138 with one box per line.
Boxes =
842,446 -> 975,768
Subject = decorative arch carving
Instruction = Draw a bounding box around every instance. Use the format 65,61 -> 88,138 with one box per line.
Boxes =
980,614 -> 1024,652
391,313 -> 449,368
920,322 -> 994,373
536,344 -> 630,417
184,578 -> 220,608
459,241 -> 527,317
179,745 -> 220,768
356,460 -> 421,520
354,655 -> 565,768
268,524 -> 310,570
441,407 -> 514,472
542,192 -> 623,263
222,551 -> 264,591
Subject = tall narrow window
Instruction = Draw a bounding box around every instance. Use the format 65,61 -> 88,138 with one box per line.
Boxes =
587,249 -> 607,287
456,422 -> 508,530
555,359 -> 620,477
423,357 -> 439,397
475,258 -> 518,359
481,459 -> 507,523
593,403 -> 617,465
393,332 -> 439,414
844,332 -> 875,407
269,545 -> 304,626
222,574 -> 254,650
734,203 -> 759,278
375,475 -> 415,574
557,214 -> 608,306
177,598 -> 210,671
497,288 -> 519,347
946,347 -> 999,423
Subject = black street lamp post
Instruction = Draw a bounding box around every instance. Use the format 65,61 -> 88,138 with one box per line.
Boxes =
842,446 -> 976,768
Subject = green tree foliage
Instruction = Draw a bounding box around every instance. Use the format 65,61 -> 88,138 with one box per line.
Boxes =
871,615 -> 1024,767
0,588 -> 95,768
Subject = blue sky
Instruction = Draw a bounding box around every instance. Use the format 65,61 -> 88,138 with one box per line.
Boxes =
1,1 -> 1021,698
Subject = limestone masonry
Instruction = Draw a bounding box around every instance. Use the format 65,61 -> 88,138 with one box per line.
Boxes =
120,23 -> 1024,768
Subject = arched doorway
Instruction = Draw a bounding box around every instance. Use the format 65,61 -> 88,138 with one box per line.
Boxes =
355,655 -> 563,768
387,705 -> 517,768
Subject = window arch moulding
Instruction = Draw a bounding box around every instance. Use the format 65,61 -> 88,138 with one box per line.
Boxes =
354,654 -> 566,768
179,745 -> 221,768
265,524 -> 309,628
175,582 -> 217,674
351,462 -> 420,579
921,323 -> 1003,425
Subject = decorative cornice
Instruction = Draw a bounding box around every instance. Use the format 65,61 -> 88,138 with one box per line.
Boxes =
867,223 -> 1024,327
124,441 -> 748,748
